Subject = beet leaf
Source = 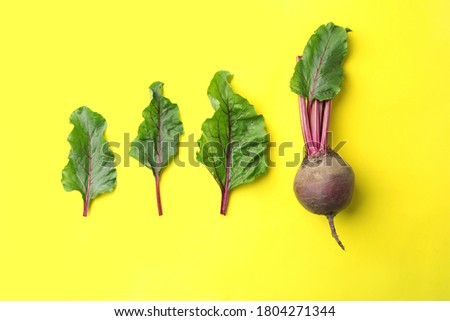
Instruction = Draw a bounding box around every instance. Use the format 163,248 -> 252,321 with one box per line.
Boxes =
197,71 -> 268,215
290,22 -> 350,155
290,22 -> 349,101
61,106 -> 117,217
129,82 -> 183,216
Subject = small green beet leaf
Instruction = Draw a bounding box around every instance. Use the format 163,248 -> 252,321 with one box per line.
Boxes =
290,22 -> 349,101
61,106 -> 117,217
129,82 -> 183,216
197,71 -> 268,215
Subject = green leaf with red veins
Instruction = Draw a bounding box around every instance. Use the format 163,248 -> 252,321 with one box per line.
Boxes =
129,82 -> 183,216
290,22 -> 349,101
61,106 -> 117,217
197,71 -> 268,215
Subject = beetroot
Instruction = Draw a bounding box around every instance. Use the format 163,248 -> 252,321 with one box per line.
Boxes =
294,150 -> 354,249
290,22 -> 354,250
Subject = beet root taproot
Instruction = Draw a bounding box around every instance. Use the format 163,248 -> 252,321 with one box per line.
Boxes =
294,150 -> 354,250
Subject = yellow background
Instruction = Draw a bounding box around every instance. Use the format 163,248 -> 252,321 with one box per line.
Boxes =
0,0 -> 449,300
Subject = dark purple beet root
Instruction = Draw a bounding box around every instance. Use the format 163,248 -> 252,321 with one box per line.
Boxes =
294,150 -> 354,250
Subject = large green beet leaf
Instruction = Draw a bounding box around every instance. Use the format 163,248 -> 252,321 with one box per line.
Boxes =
290,22 -> 349,101
197,71 -> 268,215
